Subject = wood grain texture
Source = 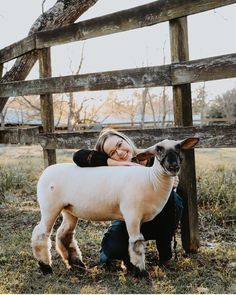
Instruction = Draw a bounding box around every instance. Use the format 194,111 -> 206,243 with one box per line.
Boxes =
0,53 -> 236,97
39,48 -> 56,167
36,125 -> 236,149
170,17 -> 199,253
1,125 -> 235,147
1,0 -> 235,63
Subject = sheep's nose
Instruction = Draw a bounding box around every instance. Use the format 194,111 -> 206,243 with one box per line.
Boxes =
169,163 -> 180,172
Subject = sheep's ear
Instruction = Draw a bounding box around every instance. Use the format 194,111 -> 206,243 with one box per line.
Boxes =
180,137 -> 199,149
132,145 -> 157,162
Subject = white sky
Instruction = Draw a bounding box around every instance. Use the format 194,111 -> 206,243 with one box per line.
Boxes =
1,0 -> 236,101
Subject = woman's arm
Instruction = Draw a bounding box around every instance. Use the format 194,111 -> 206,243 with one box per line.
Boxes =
73,149 -> 141,167
107,158 -> 141,166
73,149 -> 109,167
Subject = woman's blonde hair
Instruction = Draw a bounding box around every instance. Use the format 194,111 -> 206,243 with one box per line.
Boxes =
95,128 -> 138,156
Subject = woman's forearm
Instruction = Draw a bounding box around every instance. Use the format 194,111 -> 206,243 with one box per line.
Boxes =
73,149 -> 109,167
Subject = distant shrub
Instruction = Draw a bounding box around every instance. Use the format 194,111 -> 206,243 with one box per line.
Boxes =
0,164 -> 37,200
196,167 -> 236,225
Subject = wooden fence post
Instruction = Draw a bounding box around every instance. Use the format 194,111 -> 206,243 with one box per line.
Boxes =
39,48 -> 56,167
0,63 -> 3,130
0,64 -> 3,78
169,17 -> 199,252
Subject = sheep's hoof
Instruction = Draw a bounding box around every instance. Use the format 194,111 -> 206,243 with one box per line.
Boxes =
69,258 -> 87,271
38,261 -> 53,275
132,267 -> 149,279
135,269 -> 149,278
68,250 -> 87,270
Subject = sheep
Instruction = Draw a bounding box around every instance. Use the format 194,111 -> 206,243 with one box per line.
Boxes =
31,137 -> 199,276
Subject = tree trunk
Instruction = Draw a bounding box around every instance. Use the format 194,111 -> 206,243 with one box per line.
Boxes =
68,42 -> 85,130
0,0 -> 99,113
67,92 -> 75,131
161,86 -> 167,126
147,89 -> 157,127
200,83 -> 206,125
140,88 -> 148,129
0,111 -> 5,130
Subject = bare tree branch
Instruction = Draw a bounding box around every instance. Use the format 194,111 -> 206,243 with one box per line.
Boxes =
0,0 -> 99,113
21,96 -> 41,112
42,0 -> 47,14
76,42 -> 85,75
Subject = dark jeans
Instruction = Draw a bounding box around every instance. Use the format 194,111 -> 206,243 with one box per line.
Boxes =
100,190 -> 183,264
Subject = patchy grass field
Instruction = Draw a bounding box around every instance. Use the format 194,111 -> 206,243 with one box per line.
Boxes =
0,145 -> 235,294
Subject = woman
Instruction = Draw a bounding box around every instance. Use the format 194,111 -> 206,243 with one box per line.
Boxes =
73,128 -> 183,267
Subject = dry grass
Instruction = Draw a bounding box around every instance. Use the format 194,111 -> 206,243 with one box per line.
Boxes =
0,145 -> 235,294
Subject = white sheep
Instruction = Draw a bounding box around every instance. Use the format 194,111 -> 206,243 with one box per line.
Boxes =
31,137 -> 199,276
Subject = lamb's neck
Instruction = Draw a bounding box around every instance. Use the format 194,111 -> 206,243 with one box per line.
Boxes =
149,157 -> 174,195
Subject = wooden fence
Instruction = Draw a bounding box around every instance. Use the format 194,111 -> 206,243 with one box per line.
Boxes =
1,0 -> 236,254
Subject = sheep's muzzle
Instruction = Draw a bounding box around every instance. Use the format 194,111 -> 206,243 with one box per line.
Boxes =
159,150 -> 182,175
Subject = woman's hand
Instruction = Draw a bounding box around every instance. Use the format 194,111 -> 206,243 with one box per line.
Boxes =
173,175 -> 179,191
107,158 -> 142,166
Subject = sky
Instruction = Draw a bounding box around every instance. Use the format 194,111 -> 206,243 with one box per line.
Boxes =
1,0 -> 236,101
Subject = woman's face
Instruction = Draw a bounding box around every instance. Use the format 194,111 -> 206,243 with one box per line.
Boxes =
103,135 -> 133,161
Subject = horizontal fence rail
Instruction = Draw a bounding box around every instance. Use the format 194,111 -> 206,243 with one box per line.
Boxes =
0,126 -> 39,145
1,125 -> 234,149
0,0 -> 236,63
38,125 -> 236,149
0,53 -> 236,97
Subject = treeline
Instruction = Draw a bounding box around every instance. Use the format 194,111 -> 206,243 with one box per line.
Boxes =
1,84 -> 235,130
192,84 -> 236,123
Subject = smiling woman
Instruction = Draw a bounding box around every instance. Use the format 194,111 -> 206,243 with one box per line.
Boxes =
94,128 -> 138,165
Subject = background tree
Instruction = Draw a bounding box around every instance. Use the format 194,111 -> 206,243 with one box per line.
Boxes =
140,88 -> 148,129
146,89 -> 157,127
67,43 -> 85,131
208,88 -> 236,123
3,95 -> 69,127
102,91 -> 139,126
192,83 -> 208,125
0,0 -> 99,114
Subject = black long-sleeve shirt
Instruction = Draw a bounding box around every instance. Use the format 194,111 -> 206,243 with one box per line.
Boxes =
73,149 -> 109,167
73,149 -> 154,167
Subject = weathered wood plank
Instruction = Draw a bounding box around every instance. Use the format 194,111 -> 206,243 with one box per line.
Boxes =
1,0 -> 236,63
39,49 -> 55,133
0,36 -> 35,64
0,64 -> 3,78
35,0 -> 236,49
39,48 -> 56,167
170,17 -> 193,126
38,125 -> 236,150
0,127 -> 39,145
0,64 -> 171,97
170,17 -> 199,253
0,125 -> 235,147
172,54 -> 236,85
0,53 -> 236,97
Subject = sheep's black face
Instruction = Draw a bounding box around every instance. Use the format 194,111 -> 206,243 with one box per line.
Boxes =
133,138 -> 199,173
156,146 -> 183,175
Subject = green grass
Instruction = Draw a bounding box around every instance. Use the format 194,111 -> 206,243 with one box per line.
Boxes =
0,146 -> 235,293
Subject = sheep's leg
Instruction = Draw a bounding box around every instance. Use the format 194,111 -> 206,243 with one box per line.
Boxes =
56,210 -> 86,270
123,214 -> 146,274
31,205 -> 62,274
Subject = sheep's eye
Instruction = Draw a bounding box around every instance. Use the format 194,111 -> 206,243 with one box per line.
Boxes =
175,144 -> 181,151
155,146 -> 163,153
